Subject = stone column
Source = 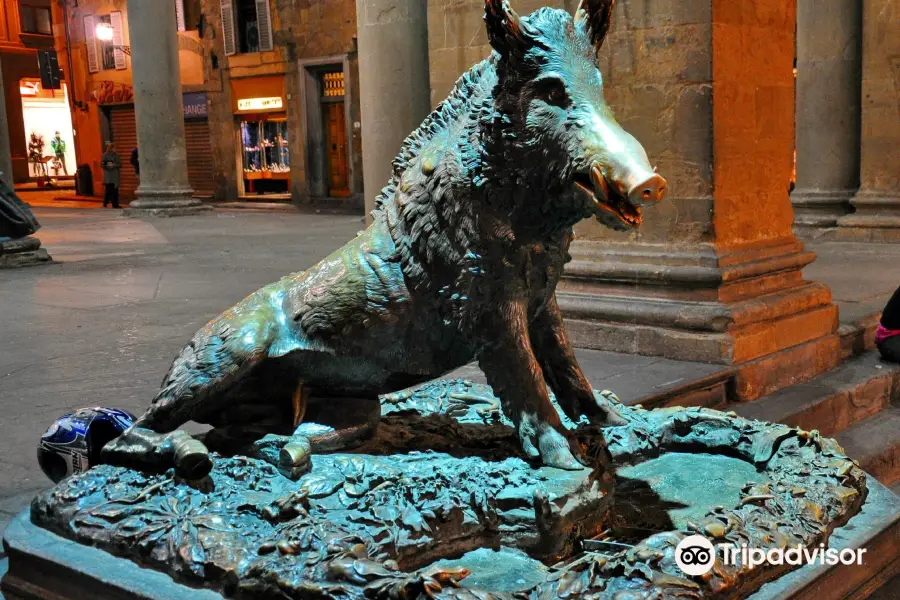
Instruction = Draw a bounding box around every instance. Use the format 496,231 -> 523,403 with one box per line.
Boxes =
837,0 -> 900,242
123,0 -> 207,217
791,0 -> 862,235
355,0 -> 430,222
553,0 -> 839,401
0,56 -> 15,181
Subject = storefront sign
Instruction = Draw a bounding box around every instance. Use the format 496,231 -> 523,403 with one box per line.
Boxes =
238,97 -> 283,111
183,92 -> 208,119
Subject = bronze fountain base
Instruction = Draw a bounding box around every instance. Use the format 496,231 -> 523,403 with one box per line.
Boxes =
5,380 -> 895,600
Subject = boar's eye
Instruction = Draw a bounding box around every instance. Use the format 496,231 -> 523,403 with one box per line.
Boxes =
535,77 -> 570,108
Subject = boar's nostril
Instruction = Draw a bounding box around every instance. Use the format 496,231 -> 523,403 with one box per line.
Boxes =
629,174 -> 667,206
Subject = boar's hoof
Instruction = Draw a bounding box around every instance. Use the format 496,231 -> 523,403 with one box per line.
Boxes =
279,436 -> 312,480
590,390 -> 628,427
172,434 -> 213,480
521,419 -> 585,471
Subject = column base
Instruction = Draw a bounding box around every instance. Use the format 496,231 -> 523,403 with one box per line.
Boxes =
835,191 -> 900,242
123,192 -> 213,218
0,236 -> 52,268
558,237 -> 839,401
791,188 -> 855,240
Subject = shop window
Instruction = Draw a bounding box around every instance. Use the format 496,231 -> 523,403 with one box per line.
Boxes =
220,0 -> 273,56
241,118 -> 289,195
19,3 -> 52,35
20,79 -> 76,178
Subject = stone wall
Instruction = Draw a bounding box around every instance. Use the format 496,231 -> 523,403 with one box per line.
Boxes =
427,0 -> 714,245
195,0 -> 236,202
857,0 -> 899,196
200,0 -> 362,208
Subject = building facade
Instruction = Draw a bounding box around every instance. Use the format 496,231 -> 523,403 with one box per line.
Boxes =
51,0 -> 217,198
202,0 -> 363,208
50,0 -> 362,207
0,0 -> 70,183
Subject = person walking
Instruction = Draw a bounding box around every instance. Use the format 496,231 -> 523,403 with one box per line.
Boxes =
876,286 -> 900,363
101,142 -> 122,208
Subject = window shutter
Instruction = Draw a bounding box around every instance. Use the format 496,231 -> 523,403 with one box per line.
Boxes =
83,15 -> 99,73
255,0 -> 273,52
110,12 -> 127,70
174,0 -> 186,31
220,0 -> 236,56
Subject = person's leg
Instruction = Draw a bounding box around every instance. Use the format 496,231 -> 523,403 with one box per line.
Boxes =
878,336 -> 900,363
112,185 -> 120,208
103,183 -> 111,207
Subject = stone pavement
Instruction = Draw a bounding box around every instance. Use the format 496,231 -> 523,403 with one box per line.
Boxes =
1,206 -> 899,551
805,241 -> 900,325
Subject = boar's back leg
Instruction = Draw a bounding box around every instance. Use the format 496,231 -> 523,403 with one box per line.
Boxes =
101,316 -> 275,478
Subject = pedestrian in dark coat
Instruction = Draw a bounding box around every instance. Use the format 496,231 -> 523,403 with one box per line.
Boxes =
102,142 -> 121,208
130,147 -> 140,177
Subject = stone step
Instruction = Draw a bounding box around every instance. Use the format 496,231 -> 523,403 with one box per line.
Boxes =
837,302 -> 882,361
836,407 -> 900,488
731,351 -> 900,437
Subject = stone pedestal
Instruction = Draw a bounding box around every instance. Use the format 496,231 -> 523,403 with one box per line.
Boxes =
791,0 -> 862,236
2,382 -> 891,598
556,0 -> 839,400
355,0 -> 430,222
0,236 -> 51,268
837,0 -> 900,242
122,0 -> 209,218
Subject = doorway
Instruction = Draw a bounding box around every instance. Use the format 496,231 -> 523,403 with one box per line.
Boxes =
321,72 -> 349,198
299,56 -> 358,204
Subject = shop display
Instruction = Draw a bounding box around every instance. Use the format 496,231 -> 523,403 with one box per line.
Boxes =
241,119 -> 290,191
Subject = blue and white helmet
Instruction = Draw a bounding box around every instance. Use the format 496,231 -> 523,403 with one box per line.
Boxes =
37,407 -> 135,482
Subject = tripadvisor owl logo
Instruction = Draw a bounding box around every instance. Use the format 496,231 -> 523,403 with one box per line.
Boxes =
674,534 -> 868,576
675,535 -> 716,575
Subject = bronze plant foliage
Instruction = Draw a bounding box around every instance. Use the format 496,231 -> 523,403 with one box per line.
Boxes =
33,385 -> 866,600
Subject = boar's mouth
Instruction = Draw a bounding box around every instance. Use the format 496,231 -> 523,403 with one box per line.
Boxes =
573,165 -> 642,228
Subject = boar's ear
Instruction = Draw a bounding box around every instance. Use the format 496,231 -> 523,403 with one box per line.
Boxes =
484,0 -> 531,58
574,0 -> 615,52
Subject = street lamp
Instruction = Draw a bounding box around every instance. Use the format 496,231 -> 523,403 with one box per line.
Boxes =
95,21 -> 130,55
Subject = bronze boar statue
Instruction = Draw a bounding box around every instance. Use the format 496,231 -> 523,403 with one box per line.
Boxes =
102,0 -> 667,479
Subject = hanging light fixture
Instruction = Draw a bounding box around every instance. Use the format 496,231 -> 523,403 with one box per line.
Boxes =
95,21 -> 130,54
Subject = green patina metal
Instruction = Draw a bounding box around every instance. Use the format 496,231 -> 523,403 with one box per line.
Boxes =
101,0 -> 667,478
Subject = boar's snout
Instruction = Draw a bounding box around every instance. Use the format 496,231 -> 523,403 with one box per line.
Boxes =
628,173 -> 667,207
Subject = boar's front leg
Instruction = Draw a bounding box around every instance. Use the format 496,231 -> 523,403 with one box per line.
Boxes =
529,296 -> 626,426
477,299 -> 583,470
